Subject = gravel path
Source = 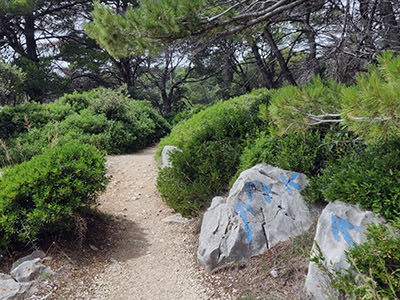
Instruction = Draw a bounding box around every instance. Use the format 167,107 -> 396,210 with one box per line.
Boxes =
81,146 -> 213,300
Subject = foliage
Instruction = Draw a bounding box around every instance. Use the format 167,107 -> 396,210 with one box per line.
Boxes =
269,52 -> 400,144
156,89 -> 270,216
86,0 -> 203,57
171,104 -> 206,125
311,223 -> 400,299
306,139 -> 400,223
0,62 -> 27,106
156,88 -> 270,160
268,77 -> 344,135
0,141 -> 108,251
0,101 -> 71,141
0,86 -> 170,167
342,51 -> 400,143
232,131 -> 327,185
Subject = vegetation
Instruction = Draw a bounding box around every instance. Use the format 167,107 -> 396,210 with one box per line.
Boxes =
0,141 -> 108,251
156,89 -> 270,216
0,86 -> 170,167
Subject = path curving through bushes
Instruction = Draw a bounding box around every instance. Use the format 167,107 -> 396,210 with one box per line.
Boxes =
69,146 -> 215,299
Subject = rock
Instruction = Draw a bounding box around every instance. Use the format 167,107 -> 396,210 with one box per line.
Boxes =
89,244 -> 99,251
0,273 -> 32,300
162,213 -> 188,224
11,250 -> 45,272
270,269 -> 278,278
10,259 -> 49,283
197,163 -> 313,272
304,200 -> 386,300
161,146 -> 182,168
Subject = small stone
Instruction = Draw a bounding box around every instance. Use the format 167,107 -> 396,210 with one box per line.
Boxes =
89,244 -> 99,251
270,269 -> 278,278
162,213 -> 188,224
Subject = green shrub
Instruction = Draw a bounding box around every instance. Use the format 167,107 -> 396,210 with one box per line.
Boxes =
171,104 -> 206,126
233,131 -> 326,183
0,123 -> 56,167
0,101 -> 72,141
0,87 -> 170,166
156,89 -> 271,216
312,223 -> 400,299
0,62 -> 27,106
156,88 -> 271,160
306,139 -> 400,222
58,89 -> 92,112
0,141 -> 108,251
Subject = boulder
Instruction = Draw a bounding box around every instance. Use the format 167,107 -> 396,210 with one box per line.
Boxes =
161,146 -> 182,168
304,200 -> 386,300
0,273 -> 31,300
197,163 -> 313,272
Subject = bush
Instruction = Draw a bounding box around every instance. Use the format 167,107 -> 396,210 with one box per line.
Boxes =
156,88 -> 271,160
0,101 -> 72,141
0,141 -> 108,251
306,139 -> 400,223
171,104 -> 206,126
0,87 -> 170,166
0,62 -> 27,106
156,89 -> 271,216
233,131 -> 326,183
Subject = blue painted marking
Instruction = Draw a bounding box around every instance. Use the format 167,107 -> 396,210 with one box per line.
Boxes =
331,215 -> 360,248
280,173 -> 301,194
261,183 -> 272,203
245,181 -> 258,202
234,200 -> 256,243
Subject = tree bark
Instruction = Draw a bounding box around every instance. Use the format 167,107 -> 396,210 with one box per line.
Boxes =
379,0 -> 400,50
263,26 -> 297,86
24,13 -> 38,62
303,11 -> 322,77
250,41 -> 275,89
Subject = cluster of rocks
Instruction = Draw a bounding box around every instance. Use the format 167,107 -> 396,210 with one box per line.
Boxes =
1,250 -> 53,300
188,157 -> 386,299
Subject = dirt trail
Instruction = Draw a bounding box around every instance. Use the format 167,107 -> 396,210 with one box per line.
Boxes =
77,146 -> 214,300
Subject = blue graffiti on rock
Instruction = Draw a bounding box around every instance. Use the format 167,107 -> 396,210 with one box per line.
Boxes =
280,173 -> 301,194
245,181 -> 258,202
331,215 -> 360,248
234,199 -> 256,243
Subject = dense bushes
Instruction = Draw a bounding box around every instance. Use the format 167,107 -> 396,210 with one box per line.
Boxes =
0,86 -> 170,167
0,141 -> 108,251
306,139 -> 400,223
157,88 -> 270,216
233,131 -> 327,184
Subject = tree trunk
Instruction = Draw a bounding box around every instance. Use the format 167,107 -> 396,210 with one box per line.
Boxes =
379,0 -> 400,51
222,39 -> 235,88
250,42 -> 275,89
263,26 -> 297,86
303,12 -> 322,77
24,13 -> 38,62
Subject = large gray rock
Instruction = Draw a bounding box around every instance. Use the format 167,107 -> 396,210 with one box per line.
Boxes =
304,201 -> 386,300
0,274 -> 31,300
161,146 -> 182,168
197,163 -> 313,272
